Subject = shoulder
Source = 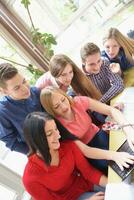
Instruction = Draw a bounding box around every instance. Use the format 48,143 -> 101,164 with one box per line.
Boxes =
23,154 -> 47,183
0,96 -> 10,114
30,86 -> 41,95
35,71 -> 57,89
101,50 -> 108,58
61,140 -> 75,148
73,96 -> 90,109
23,159 -> 41,194
101,50 -> 110,61
0,95 -> 8,104
74,96 -> 89,104
30,87 -> 42,103
35,71 -> 51,84
60,141 -> 79,154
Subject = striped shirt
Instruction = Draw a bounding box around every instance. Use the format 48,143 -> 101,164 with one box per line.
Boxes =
83,59 -> 124,103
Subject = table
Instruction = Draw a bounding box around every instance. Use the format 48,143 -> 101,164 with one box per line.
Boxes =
108,67 -> 134,183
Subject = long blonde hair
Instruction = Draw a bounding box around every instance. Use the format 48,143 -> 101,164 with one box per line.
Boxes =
40,86 -> 74,117
103,27 -> 134,65
49,54 -> 101,100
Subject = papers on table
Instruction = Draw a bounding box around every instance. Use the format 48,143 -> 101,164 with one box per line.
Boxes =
105,182 -> 134,200
116,87 -> 134,123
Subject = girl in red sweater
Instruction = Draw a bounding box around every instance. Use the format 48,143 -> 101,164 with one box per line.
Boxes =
23,112 -> 107,200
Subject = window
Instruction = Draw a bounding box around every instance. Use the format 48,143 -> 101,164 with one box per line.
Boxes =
0,184 -> 17,200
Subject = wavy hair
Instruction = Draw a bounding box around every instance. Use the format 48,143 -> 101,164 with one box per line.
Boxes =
49,54 -> 101,100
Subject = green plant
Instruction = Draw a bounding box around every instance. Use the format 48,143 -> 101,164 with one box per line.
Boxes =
21,0 -> 57,59
27,64 -> 44,85
0,56 -> 44,85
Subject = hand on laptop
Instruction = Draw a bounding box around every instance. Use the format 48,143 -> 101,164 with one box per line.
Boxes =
86,191 -> 105,200
111,151 -> 134,171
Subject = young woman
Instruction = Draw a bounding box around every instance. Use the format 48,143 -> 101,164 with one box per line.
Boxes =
101,27 -> 134,75
23,112 -> 107,200
36,54 -> 101,100
40,86 -> 134,173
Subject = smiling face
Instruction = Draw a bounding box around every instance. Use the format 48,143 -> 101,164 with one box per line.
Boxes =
104,38 -> 120,59
56,64 -> 74,87
51,92 -> 72,118
45,119 -> 61,151
2,73 -> 30,100
84,52 -> 102,74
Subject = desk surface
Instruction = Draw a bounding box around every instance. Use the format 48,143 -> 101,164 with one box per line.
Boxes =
123,67 -> 134,87
108,68 -> 134,183
108,131 -> 126,183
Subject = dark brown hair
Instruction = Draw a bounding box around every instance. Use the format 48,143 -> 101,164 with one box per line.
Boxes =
0,63 -> 18,88
23,112 -> 77,165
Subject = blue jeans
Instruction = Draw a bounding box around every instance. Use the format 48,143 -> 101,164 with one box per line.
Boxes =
77,192 -> 96,200
87,129 -> 109,174
87,110 -> 106,126
77,185 -> 105,200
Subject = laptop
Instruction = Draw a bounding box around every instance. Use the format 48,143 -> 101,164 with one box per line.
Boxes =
109,140 -> 134,180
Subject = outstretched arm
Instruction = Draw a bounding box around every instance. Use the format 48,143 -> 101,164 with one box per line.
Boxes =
75,140 -> 134,171
70,141 -> 107,186
100,64 -> 124,103
88,98 -> 134,151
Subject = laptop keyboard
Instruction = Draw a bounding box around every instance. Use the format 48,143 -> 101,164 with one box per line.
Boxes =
109,140 -> 134,180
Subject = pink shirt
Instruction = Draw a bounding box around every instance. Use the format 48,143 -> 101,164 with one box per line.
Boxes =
57,96 -> 99,144
35,71 -> 68,91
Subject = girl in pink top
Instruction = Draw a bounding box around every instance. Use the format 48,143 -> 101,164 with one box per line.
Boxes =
36,54 -> 101,99
40,87 -> 134,173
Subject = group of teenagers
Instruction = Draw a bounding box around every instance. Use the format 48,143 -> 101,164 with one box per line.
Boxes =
0,27 -> 134,200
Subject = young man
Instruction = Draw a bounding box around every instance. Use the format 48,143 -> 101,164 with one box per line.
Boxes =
0,63 -> 44,154
80,42 -> 124,104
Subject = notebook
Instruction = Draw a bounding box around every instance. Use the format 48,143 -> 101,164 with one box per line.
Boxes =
116,87 -> 134,124
109,140 -> 134,180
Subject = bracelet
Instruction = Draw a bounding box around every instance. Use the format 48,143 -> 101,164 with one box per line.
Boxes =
102,122 -> 134,131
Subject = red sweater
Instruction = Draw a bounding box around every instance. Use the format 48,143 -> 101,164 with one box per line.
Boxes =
23,141 -> 103,200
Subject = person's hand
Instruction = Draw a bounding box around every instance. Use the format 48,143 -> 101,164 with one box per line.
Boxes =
86,191 -> 105,200
109,63 -> 122,75
111,151 -> 134,171
112,102 -> 124,112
